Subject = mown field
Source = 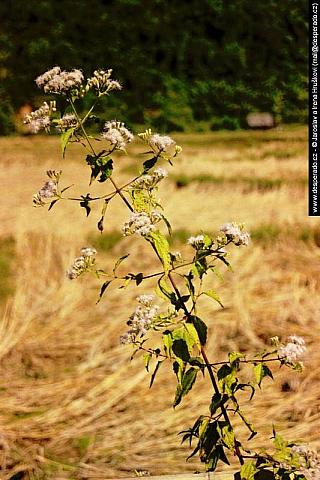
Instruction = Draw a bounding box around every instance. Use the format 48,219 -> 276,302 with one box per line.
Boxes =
0,125 -> 319,479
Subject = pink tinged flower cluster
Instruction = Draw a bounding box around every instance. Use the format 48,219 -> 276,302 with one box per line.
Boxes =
87,69 -> 122,93
101,120 -> 134,150
130,167 -> 168,190
122,211 -> 163,237
38,181 -> 58,199
35,66 -> 84,94
23,102 -> 52,133
120,295 -> 160,344
56,113 -> 77,132
66,247 -> 97,280
278,335 -> 306,363
292,445 -> 320,480
149,134 -> 175,152
219,222 -> 250,246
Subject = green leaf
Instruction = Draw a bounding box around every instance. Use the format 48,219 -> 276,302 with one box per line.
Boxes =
60,184 -> 74,194
254,363 -> 274,387
183,273 -> 195,301
143,156 -> 158,172
48,199 -> 59,211
61,128 -> 74,157
217,421 -> 235,451
204,289 -> 224,307
236,409 -> 257,439
163,330 -> 173,359
150,231 -> 171,275
149,360 -> 163,388
113,254 -> 130,274
98,158 -> 113,183
143,352 -> 152,372
162,215 -> 172,235
210,393 -> 228,415
192,259 -> 207,279
172,339 -> 190,362
156,276 -> 177,304
173,367 -> 198,407
217,365 -> 237,395
240,461 -> 258,480
229,351 -> 244,368
173,324 -> 200,353
209,265 -> 224,282
193,316 -> 207,346
217,255 -> 234,272
131,189 -> 150,212
97,279 -> 113,303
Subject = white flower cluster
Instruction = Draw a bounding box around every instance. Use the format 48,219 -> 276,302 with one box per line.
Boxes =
278,335 -> 306,364
23,102 -> 54,133
292,445 -> 320,480
219,222 -> 250,247
122,211 -> 162,237
35,66 -> 84,94
120,294 -> 159,344
101,120 -> 134,150
187,234 -> 205,249
87,69 -> 122,94
38,181 -> 58,199
56,113 -> 78,132
130,167 -> 168,190
66,247 -> 97,280
149,134 -> 175,151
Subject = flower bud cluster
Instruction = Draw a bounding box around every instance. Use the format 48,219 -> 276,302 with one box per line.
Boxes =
35,66 -> 84,95
66,247 -> 97,280
101,120 -> 134,150
87,69 -> 122,94
130,167 -> 168,190
120,295 -> 160,344
278,335 -> 306,364
219,222 -> 250,247
122,211 -> 163,237
56,113 -> 78,132
187,234 -> 205,249
23,102 -> 56,134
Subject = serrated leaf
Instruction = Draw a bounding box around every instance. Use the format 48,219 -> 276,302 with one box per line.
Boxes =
204,289 -> 224,307
98,158 -> 113,183
61,128 -> 74,157
229,351 -> 243,367
240,461 -> 258,480
192,316 -> 207,346
217,365 -> 237,395
217,422 -> 235,451
150,231 -> 171,275
97,279 -> 113,303
254,363 -> 274,387
113,254 -> 130,274
131,189 -> 150,212
172,339 -> 190,362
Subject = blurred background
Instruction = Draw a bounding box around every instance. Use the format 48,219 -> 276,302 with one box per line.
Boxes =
0,2 -> 318,480
0,0 -> 307,134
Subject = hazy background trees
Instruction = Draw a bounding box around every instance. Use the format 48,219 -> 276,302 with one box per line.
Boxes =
0,0 -> 307,133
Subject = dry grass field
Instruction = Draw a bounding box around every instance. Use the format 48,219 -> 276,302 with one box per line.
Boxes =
0,125 -> 319,479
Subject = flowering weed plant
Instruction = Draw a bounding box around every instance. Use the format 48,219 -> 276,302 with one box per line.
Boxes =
27,66 -> 318,480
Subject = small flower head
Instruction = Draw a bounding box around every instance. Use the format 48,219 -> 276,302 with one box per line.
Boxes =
130,167 -> 168,190
101,120 -> 134,150
23,102 -> 54,134
38,181 -> 58,199
66,248 -> 97,280
219,222 -> 250,247
122,211 -> 158,237
56,113 -> 78,132
120,295 -> 160,344
278,335 -> 306,364
187,235 -> 205,250
149,133 -> 175,152
35,66 -> 84,95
